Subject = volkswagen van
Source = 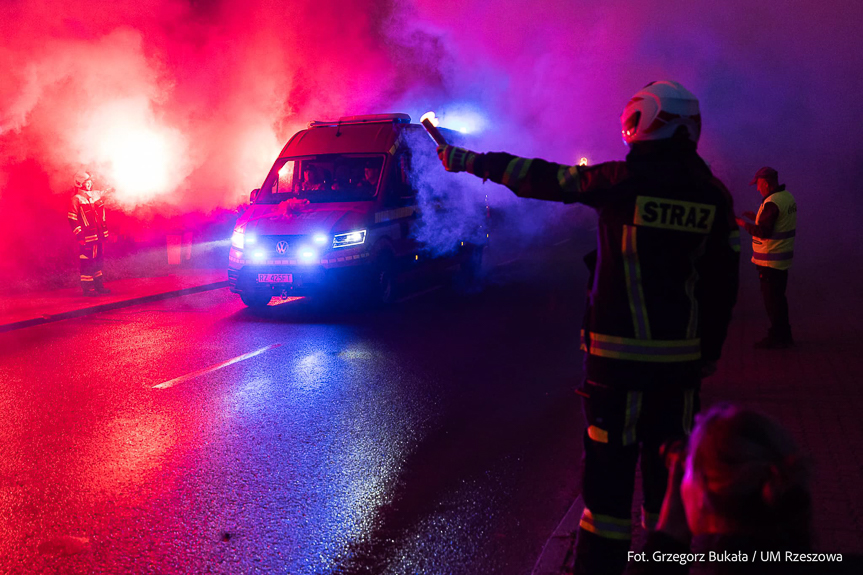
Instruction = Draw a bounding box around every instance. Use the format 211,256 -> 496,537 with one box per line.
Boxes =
227,113 -> 486,308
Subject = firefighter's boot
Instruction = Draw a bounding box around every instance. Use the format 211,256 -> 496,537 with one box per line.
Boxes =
94,276 -> 111,295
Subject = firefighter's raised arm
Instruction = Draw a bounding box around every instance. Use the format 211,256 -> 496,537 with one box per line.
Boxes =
437,144 -> 626,206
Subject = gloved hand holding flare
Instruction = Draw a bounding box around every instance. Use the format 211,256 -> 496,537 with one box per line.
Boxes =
422,111 -> 479,173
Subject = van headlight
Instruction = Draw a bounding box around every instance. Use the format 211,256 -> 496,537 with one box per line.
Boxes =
231,228 -> 244,250
332,230 -> 366,249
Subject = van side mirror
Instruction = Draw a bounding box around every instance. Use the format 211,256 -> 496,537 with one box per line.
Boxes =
250,188 -> 260,204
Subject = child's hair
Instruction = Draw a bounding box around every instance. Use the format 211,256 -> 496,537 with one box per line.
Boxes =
689,403 -> 812,547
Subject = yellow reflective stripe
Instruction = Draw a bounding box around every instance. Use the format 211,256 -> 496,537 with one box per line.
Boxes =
72,226 -> 82,235
587,425 -> 608,443
622,391 -> 643,446
556,165 -> 581,192
94,271 -> 103,278
80,275 -> 94,281
465,153 -> 476,173
585,331 -> 701,362
682,388 -> 695,435
684,267 -> 698,338
589,333 -> 699,347
685,241 -> 705,339
589,348 -> 701,362
622,225 -> 651,339
501,157 -> 532,187
642,509 -> 660,530
68,212 -> 78,220
579,508 -> 631,540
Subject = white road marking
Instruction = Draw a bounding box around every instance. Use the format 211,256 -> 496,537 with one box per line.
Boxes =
553,238 -> 571,246
396,285 -> 442,303
493,257 -> 521,268
152,343 -> 282,389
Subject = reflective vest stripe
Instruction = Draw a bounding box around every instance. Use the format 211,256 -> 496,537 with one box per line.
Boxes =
752,251 -> 794,261
683,388 -> 695,435
586,331 -> 701,362
72,226 -> 82,235
752,190 -> 796,270
579,508 -> 631,541
68,212 -> 78,220
622,391 -> 643,446
622,225 -> 651,339
81,275 -> 94,281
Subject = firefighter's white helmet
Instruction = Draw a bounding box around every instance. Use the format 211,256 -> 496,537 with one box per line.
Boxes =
621,81 -> 701,146
74,171 -> 92,188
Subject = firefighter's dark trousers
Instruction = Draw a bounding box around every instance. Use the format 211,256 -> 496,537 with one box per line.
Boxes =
756,265 -> 792,342
572,381 -> 699,575
79,241 -> 105,292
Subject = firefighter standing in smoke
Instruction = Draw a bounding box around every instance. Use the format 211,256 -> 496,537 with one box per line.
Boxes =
68,171 -> 111,295
735,167 -> 797,349
436,81 -> 739,575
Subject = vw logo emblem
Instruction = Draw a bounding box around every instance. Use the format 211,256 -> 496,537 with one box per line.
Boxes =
276,241 -> 289,254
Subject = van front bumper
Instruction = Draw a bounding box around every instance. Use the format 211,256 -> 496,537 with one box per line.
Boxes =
228,248 -> 371,295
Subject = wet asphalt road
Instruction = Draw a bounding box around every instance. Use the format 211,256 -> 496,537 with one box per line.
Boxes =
0,231 -> 592,574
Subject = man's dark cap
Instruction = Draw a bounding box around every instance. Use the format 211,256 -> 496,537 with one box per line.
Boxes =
750,166 -> 778,185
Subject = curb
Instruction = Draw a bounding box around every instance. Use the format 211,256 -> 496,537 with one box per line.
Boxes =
532,495 -> 583,575
0,281 -> 229,334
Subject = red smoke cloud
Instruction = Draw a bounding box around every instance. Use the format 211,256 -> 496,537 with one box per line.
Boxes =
2,0 -> 862,284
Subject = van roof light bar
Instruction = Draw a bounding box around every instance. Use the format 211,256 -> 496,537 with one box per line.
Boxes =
308,113 -> 411,129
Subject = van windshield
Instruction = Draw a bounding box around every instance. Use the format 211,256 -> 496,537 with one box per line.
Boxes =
257,154 -> 384,204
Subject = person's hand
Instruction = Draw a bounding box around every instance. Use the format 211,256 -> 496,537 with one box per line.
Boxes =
656,443 -> 692,544
734,216 -> 746,228
700,360 -> 717,379
437,145 -> 476,173
742,211 -> 756,220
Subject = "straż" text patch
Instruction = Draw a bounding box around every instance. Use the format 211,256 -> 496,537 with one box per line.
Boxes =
634,196 -> 715,234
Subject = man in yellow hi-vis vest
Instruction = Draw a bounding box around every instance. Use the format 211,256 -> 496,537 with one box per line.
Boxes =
736,167 -> 797,348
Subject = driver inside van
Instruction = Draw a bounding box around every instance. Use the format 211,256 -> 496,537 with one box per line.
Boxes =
361,164 -> 381,189
301,165 -> 326,191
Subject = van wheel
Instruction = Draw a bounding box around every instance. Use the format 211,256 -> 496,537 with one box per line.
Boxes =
370,253 -> 397,306
240,291 -> 272,308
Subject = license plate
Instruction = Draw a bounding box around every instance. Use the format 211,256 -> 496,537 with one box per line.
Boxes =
257,274 -> 292,283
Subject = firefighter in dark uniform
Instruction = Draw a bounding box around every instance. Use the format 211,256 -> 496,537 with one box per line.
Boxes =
436,81 -> 739,575
68,171 -> 111,296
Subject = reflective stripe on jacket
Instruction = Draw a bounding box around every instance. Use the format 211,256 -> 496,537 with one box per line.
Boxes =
470,142 -> 739,388
752,189 -> 796,270
69,190 -> 108,243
